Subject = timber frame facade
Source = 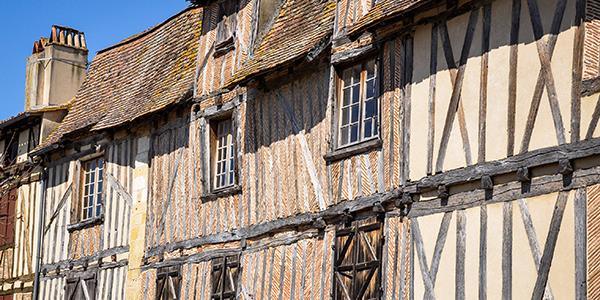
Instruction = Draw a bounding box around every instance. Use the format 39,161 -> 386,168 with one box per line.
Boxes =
3,0 -> 600,298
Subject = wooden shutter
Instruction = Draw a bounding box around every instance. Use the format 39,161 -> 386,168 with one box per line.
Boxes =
0,189 -> 17,247
156,266 -> 181,300
215,0 -> 237,47
334,217 -> 384,300
211,255 -> 240,300
65,274 -> 97,300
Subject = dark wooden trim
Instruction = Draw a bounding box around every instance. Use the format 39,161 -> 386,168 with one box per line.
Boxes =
455,210 -> 466,300
435,9 -> 478,172
507,0 -> 520,157
519,0 -> 568,154
574,188 -> 587,300
427,24 -> 438,175
66,216 -> 104,232
582,76 -> 600,97
200,184 -> 242,202
525,0 -> 566,145
324,138 -> 383,162
479,204 -> 487,300
478,4 -> 491,164
531,191 -> 568,299
331,44 -> 377,65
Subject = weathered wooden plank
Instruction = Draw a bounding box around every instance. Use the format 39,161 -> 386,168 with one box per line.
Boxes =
517,198 -> 554,299
502,201 -> 512,300
410,219 -> 436,299
531,191 -> 569,299
507,0 -> 521,156
456,210 -> 466,300
571,0 -> 585,143
574,188 -> 587,300
427,24 -> 438,175
525,0 -> 566,145
479,4 -> 491,163
519,0 -> 568,154
435,9 -> 479,172
479,204 -> 487,300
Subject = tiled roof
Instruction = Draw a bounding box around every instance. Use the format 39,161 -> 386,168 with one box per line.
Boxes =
0,105 -> 69,130
348,0 -> 432,37
225,0 -> 336,88
36,6 -> 202,152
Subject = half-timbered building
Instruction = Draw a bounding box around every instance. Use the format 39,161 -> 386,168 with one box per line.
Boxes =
0,25 -> 87,300
17,0 -> 600,298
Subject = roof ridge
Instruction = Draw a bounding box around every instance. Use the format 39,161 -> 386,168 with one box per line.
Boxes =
97,5 -> 200,54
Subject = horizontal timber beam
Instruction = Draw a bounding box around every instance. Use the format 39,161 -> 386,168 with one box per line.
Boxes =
144,138 -> 600,263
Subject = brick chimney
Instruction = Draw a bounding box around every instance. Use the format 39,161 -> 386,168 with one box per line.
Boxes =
24,25 -> 88,111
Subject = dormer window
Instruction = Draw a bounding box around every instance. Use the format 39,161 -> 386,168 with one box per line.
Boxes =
215,0 -> 237,52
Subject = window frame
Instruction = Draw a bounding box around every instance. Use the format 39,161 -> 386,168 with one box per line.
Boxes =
79,155 -> 105,222
211,116 -> 237,192
335,58 -> 381,150
210,254 -> 241,300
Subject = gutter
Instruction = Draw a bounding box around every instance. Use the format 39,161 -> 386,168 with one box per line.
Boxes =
32,168 -> 47,300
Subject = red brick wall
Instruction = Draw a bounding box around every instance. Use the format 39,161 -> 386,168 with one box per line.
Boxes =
584,0 -> 600,80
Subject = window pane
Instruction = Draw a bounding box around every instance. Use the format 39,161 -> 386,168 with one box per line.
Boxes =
341,107 -> 349,125
350,124 -> 359,143
343,88 -> 351,106
365,99 -> 377,118
364,121 -> 373,138
351,105 -> 359,123
366,79 -> 375,99
352,86 -> 360,104
341,127 -> 349,145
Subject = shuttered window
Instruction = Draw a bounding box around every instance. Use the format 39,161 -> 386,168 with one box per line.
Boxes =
211,255 -> 240,300
334,217 -> 383,300
0,188 -> 16,247
156,266 -> 181,300
338,60 -> 379,148
80,157 -> 104,221
215,0 -> 237,48
65,274 -> 97,300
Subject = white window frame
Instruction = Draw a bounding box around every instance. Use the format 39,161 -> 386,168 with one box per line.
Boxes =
337,59 -> 380,149
80,157 -> 104,221
212,118 -> 236,191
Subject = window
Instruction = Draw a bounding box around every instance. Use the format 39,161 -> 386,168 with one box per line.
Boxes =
338,60 -> 379,148
333,217 -> 383,300
65,274 -> 97,300
211,255 -> 240,300
215,0 -> 237,48
156,266 -> 181,300
0,188 -> 16,247
211,117 -> 236,191
80,157 -> 104,221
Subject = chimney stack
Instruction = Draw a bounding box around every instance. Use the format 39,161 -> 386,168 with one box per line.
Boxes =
25,25 -> 88,111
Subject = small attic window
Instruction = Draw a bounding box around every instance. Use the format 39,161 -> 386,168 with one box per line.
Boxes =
215,0 -> 237,52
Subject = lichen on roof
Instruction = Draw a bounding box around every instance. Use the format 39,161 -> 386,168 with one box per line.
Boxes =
36,6 -> 203,152
348,0 -> 433,37
225,0 -> 336,88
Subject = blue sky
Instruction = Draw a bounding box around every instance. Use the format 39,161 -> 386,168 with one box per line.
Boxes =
0,0 -> 189,121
